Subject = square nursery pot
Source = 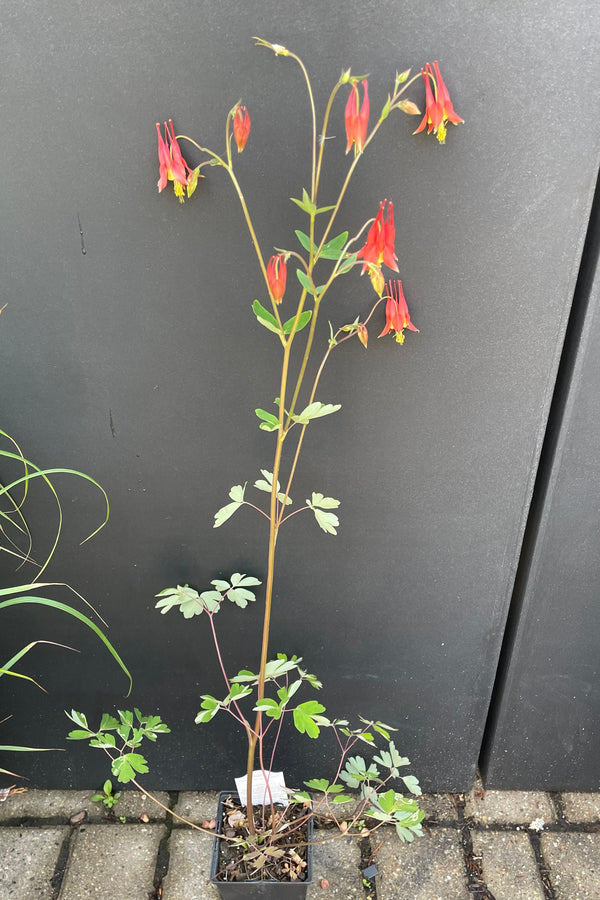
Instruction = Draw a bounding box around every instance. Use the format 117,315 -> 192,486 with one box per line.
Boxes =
210,791 -> 314,899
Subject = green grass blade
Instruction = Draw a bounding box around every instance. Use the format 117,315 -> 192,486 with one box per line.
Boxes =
0,597 -> 132,696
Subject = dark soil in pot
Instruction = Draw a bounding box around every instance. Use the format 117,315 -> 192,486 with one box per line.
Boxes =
210,791 -> 313,897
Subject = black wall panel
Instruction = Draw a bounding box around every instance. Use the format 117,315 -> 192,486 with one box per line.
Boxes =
1,1 -> 599,791
481,193 -> 600,790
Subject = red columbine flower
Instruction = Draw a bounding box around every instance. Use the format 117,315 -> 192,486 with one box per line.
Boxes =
233,106 -> 251,153
345,81 -> 369,155
414,62 -> 463,144
156,120 -> 201,202
357,200 -> 399,277
266,254 -> 287,304
378,280 -> 418,344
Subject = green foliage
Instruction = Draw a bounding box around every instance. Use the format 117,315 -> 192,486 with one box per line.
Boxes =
306,492 -> 340,534
155,575 -> 261,619
255,408 -> 280,432
282,310 -> 312,334
292,701 -> 327,738
254,470 -> 292,506
252,300 -> 280,334
66,709 -> 170,785
291,402 -> 341,425
295,269 -> 326,297
340,755 -> 380,788
0,432 -> 131,775
213,483 -> 247,527
91,779 -> 122,810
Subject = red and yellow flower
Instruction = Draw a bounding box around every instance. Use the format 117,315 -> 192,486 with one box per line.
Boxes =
156,120 -> 201,202
266,254 -> 287,304
414,62 -> 463,144
233,106 -> 251,153
378,280 -> 418,344
357,200 -> 399,293
345,80 -> 369,155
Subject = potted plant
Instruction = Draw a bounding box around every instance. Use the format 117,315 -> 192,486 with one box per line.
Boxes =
67,36 -> 463,894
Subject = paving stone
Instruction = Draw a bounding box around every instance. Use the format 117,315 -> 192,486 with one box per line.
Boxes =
162,827 -> 362,899
172,791 -> 223,825
561,792 -> 600,823
161,830 -> 219,900
0,789 -> 90,821
307,834 -> 363,898
92,788 -> 170,820
465,780 -> 554,825
0,826 -> 68,899
541,832 -> 600,900
472,830 -> 545,900
420,792 -> 459,822
60,823 -> 164,900
377,826 -> 469,900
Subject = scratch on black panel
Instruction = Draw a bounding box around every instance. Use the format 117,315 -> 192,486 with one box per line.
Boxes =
77,211 -> 86,255
109,408 -> 116,438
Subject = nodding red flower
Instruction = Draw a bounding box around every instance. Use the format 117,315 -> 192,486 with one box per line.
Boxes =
378,280 -> 418,344
414,61 -> 463,144
233,106 -> 251,153
156,120 -> 201,202
345,80 -> 369,155
357,200 -> 399,276
266,254 -> 287,304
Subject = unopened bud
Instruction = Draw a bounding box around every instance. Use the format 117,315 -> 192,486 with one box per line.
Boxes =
397,99 -> 421,116
369,265 -> 385,297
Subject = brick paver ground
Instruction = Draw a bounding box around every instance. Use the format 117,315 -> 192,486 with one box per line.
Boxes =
0,785 -> 599,899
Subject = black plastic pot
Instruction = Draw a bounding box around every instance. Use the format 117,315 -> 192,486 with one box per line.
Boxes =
209,791 -> 314,899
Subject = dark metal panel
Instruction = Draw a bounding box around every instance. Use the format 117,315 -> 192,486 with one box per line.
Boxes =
1,0 -> 599,791
481,187 -> 600,790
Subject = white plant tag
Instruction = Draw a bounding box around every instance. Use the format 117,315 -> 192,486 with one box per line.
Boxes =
235,770 -> 288,807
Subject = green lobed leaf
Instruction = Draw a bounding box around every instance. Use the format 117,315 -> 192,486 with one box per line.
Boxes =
231,573 -> 261,587
254,470 -> 292,505
264,657 -> 300,680
67,710 -> 89,730
312,507 -> 339,535
225,684 -> 253,704
227,588 -> 257,608
292,403 -> 341,425
111,753 -> 149,784
304,778 -> 330,792
254,698 -> 283,719
155,584 -> 206,618
199,591 -> 222,613
100,714 -> 119,731
214,484 -> 246,528
309,492 -> 341,509
255,409 -> 280,432
402,775 -> 422,796
230,669 -> 258,684
293,701 -> 326,739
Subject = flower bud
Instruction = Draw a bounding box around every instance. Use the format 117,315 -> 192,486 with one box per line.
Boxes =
357,323 -> 368,348
266,254 -> 287,304
233,106 -> 251,152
